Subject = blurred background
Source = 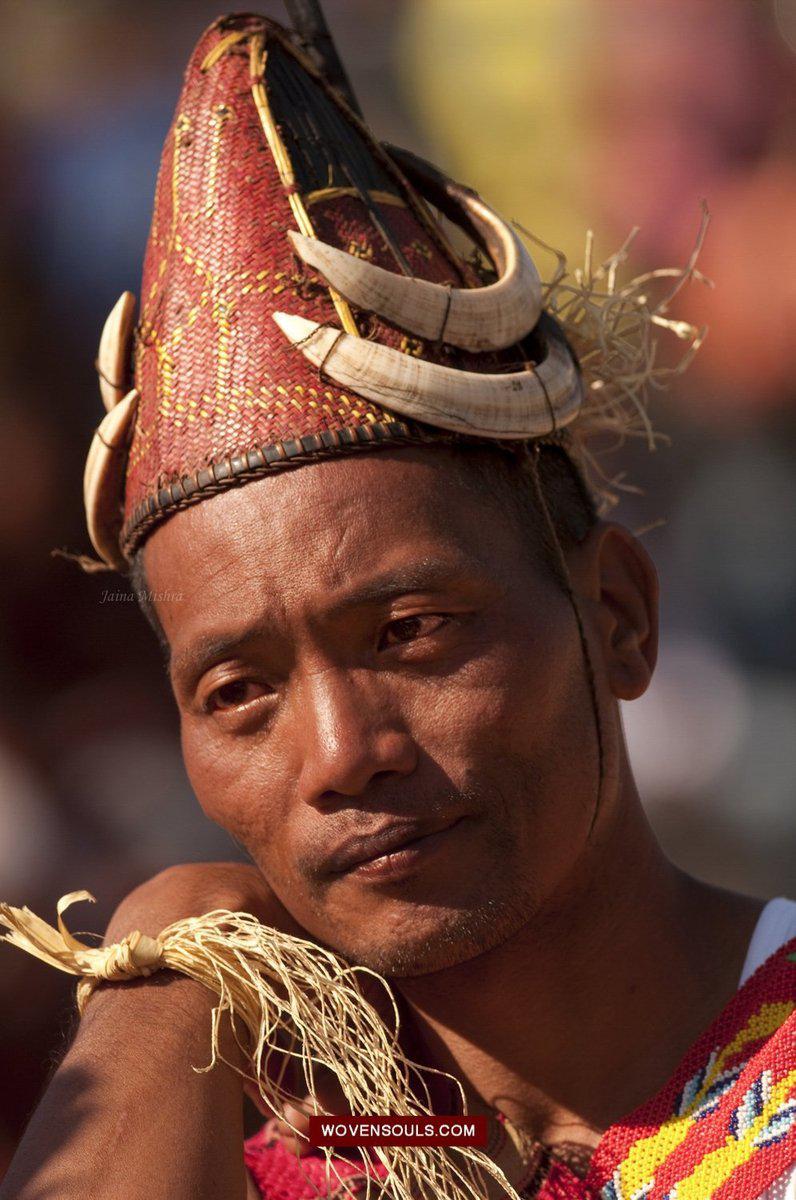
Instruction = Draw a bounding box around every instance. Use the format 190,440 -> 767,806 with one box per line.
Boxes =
0,0 -> 795,1171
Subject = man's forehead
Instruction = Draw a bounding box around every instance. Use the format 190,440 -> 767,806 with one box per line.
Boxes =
145,446 -> 493,576
142,448 -> 508,654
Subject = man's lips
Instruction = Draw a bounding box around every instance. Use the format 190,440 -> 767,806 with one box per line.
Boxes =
324,817 -> 463,878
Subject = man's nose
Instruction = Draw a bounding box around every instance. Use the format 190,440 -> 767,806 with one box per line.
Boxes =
293,668 -> 417,806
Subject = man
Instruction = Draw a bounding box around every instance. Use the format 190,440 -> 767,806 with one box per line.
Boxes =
1,11 -> 794,1200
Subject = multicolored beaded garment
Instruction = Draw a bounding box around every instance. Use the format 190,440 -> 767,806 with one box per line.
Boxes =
244,939 -> 796,1199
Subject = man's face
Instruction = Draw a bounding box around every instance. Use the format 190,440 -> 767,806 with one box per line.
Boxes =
144,448 -> 601,976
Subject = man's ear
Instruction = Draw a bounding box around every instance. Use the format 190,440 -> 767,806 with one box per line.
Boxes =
570,522 -> 659,701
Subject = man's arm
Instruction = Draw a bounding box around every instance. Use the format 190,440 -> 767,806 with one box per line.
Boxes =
1,977 -> 250,1199
0,864 -> 293,1200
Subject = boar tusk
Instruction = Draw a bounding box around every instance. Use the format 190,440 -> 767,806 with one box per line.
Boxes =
83,389 -> 138,569
287,190 -> 541,354
272,312 -> 581,438
97,292 -> 136,413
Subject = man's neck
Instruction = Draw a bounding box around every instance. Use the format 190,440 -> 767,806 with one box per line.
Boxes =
394,786 -> 762,1154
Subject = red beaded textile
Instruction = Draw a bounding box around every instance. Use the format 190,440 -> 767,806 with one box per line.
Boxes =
244,940 -> 796,1199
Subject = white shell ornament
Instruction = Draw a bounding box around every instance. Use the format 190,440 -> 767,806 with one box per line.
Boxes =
272,312 -> 581,439
83,389 -> 138,570
97,291 -> 137,413
287,186 -> 542,353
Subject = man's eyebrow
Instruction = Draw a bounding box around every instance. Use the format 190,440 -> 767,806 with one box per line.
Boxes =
170,624 -> 272,684
171,558 -> 484,683
328,558 -> 478,611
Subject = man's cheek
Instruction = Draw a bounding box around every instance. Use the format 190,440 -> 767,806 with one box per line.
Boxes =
190,760 -> 300,875
203,775 -> 279,846
181,728 -> 257,830
417,670 -> 535,762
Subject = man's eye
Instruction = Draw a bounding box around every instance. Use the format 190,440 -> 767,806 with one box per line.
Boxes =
206,679 -> 268,712
379,614 -> 449,649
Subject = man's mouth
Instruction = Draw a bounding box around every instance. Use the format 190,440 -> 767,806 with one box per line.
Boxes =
324,817 -> 464,882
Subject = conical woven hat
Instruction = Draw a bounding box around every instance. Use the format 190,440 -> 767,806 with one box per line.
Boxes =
85,13 -> 585,570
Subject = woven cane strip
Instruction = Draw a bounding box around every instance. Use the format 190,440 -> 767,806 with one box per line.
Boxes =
120,420 -> 454,559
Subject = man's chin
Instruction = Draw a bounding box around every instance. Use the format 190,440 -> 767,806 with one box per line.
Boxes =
322,894 -> 536,978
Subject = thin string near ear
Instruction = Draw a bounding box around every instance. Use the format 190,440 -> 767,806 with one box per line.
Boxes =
526,444 -> 604,837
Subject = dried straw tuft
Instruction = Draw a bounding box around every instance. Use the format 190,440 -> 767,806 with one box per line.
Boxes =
519,206 -> 711,513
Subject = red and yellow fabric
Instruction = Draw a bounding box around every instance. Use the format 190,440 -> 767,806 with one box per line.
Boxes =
244,940 -> 796,1199
588,938 -> 796,1199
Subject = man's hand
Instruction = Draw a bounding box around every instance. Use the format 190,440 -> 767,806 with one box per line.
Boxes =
0,862 -> 307,1200
103,860 -> 305,945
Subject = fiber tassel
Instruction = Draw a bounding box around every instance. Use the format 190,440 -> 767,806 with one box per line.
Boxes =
0,893 -> 520,1200
519,204 -> 712,514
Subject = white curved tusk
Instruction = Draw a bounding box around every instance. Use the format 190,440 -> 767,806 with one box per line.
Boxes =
97,292 -> 136,412
288,195 -> 541,353
272,313 -> 581,439
83,389 -> 138,569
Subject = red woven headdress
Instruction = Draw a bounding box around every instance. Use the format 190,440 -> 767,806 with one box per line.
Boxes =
85,13 -> 584,570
